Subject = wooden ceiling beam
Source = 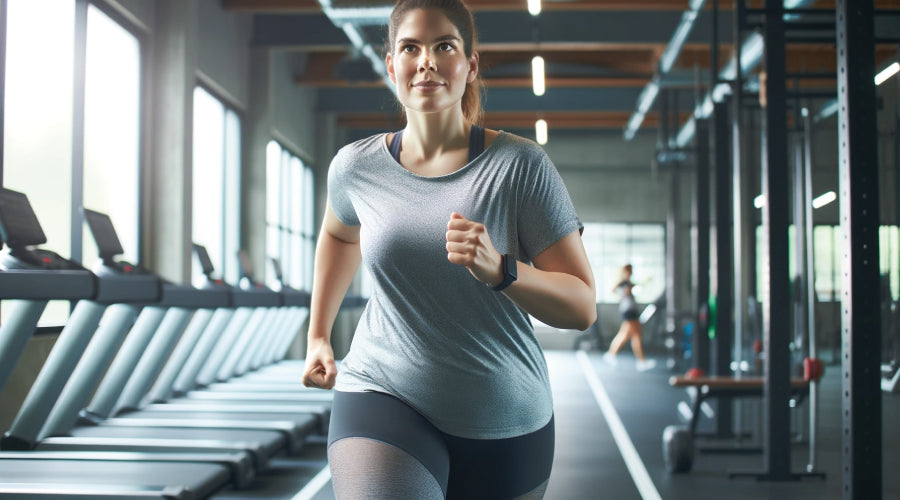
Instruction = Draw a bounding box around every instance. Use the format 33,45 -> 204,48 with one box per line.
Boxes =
224,0 -> 900,14
336,111 -> 694,130
223,0 -> 731,14
223,0 -> 899,14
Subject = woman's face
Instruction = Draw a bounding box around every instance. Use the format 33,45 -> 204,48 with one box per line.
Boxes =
387,8 -> 477,117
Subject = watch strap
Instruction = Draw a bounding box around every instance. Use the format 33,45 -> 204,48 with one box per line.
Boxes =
492,254 -> 517,291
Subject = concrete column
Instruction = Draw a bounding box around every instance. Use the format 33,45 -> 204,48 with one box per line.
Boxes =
145,0 -> 197,283
242,47 -> 272,280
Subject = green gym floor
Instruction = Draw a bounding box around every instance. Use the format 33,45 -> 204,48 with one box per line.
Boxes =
211,350 -> 899,500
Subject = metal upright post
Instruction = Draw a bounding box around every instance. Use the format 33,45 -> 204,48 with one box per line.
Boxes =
802,104 -> 820,475
732,0 -> 748,445
714,100 -> 734,438
661,90 -> 681,366
761,0 -> 792,480
694,118 -> 712,374
835,1 -> 882,498
793,132 -> 808,356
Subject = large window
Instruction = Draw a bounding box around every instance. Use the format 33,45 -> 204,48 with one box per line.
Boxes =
82,4 -> 141,266
3,0 -> 74,260
581,223 -> 666,304
3,1 -> 141,324
266,141 -> 314,290
192,86 -> 241,286
756,224 -> 900,303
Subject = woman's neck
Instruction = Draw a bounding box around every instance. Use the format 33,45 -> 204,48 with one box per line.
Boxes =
402,110 -> 469,161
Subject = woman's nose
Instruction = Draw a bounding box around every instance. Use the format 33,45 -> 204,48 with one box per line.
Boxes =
418,53 -> 436,72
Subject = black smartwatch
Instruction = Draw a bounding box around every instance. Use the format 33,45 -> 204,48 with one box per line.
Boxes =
492,253 -> 518,291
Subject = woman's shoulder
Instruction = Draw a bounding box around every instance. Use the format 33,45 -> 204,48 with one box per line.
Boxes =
484,130 -> 550,165
335,133 -> 387,158
331,133 -> 390,171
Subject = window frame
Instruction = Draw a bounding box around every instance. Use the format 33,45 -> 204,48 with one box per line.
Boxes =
191,81 -> 243,286
265,139 -> 314,291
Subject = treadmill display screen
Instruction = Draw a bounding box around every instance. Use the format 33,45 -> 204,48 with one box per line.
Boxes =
0,188 -> 48,249
270,257 -> 283,281
83,208 -> 125,259
193,243 -> 216,275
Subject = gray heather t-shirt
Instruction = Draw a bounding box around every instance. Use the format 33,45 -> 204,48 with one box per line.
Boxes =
328,131 -> 582,439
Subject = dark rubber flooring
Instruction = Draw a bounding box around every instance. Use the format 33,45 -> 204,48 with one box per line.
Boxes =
211,350 -> 899,499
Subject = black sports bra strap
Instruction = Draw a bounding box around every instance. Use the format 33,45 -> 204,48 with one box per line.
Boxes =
388,129 -> 404,161
388,125 -> 485,164
468,124 -> 485,163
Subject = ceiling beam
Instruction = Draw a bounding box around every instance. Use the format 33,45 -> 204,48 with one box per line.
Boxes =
224,0 -> 744,14
335,110 -> 694,130
227,0 -> 900,13
296,44 -> 887,88
250,10 -> 736,48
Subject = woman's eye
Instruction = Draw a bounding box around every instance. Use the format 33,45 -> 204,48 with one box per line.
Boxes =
402,45 -> 416,53
438,42 -> 454,52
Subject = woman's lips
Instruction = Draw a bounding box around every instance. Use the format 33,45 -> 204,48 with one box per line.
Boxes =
412,81 -> 444,89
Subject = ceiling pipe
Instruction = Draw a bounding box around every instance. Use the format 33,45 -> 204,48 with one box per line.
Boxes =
324,6 -> 393,26
624,0 -> 707,140
673,0 -> 818,148
317,1 -> 394,92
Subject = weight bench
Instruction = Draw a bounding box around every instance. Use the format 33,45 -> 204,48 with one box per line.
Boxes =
671,376 -> 811,434
662,376 -> 811,473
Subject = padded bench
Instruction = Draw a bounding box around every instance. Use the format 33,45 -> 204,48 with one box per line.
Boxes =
663,376 -> 812,473
669,376 -> 811,434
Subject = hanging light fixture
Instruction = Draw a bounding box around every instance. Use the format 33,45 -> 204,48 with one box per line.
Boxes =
532,55 -> 545,96
535,118 -> 548,145
875,61 -> 900,86
812,191 -> 837,209
527,0 -> 541,16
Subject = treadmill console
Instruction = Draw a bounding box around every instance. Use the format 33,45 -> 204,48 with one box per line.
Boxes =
270,257 -> 284,283
82,208 -> 145,275
0,188 -> 85,271
193,243 -> 228,289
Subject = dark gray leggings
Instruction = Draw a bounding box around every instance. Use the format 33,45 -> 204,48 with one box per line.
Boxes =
327,391 -> 555,499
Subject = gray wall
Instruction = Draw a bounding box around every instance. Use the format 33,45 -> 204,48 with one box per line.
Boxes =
196,0 -> 252,109
271,51 -> 319,163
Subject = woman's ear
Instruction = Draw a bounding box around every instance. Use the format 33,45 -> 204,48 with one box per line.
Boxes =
386,53 -> 397,85
467,52 -> 479,83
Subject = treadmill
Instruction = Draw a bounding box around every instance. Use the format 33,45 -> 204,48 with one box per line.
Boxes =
27,219 -> 325,453
0,188 -> 233,498
157,248 -> 339,413
174,272 -> 366,430
17,210 -> 315,474
94,244 -> 331,434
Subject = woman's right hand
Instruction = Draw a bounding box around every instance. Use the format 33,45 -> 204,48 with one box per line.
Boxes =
301,338 -> 338,389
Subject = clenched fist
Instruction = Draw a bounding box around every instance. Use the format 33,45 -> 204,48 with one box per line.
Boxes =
445,212 -> 504,287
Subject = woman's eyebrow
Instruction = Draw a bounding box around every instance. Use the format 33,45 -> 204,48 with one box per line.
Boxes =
397,34 -> 461,46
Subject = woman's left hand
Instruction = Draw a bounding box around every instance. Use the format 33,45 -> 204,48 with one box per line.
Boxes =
446,212 -> 503,287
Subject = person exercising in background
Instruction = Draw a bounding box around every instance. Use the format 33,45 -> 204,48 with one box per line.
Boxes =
300,1 -> 596,498
604,264 -> 656,371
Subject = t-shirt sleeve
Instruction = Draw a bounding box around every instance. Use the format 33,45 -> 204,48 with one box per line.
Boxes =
326,147 -> 360,226
516,151 -> 583,261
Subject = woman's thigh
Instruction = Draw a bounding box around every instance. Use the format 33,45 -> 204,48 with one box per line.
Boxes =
444,417 -> 555,500
328,391 -> 449,498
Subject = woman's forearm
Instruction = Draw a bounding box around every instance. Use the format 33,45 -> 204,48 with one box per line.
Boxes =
504,263 -> 597,331
307,229 -> 362,344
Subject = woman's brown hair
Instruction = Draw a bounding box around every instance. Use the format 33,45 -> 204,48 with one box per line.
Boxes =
386,0 -> 484,125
